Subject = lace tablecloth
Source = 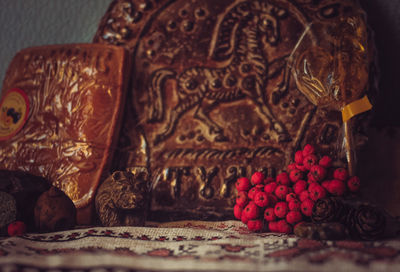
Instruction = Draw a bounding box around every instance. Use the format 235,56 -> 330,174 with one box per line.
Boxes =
1,220 -> 400,272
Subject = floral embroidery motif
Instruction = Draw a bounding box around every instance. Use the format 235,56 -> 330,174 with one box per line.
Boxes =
0,221 -> 399,271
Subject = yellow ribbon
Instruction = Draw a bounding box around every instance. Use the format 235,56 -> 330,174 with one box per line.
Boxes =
341,95 -> 372,123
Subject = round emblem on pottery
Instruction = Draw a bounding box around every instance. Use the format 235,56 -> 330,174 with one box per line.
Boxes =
0,88 -> 29,141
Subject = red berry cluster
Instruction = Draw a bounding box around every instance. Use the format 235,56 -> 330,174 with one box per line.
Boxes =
7,221 -> 27,236
233,144 -> 361,234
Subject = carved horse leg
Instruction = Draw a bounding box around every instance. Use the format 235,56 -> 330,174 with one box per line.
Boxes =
256,101 -> 291,142
154,94 -> 202,145
194,100 -> 228,142
154,108 -> 181,145
147,69 -> 176,122
268,54 -> 291,105
252,81 -> 291,142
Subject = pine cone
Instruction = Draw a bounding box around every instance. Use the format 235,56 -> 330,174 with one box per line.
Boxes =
294,222 -> 349,240
312,197 -> 350,224
346,204 -> 386,241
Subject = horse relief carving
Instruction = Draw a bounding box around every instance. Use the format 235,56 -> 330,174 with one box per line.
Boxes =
94,0 -> 376,221
146,1 -> 292,144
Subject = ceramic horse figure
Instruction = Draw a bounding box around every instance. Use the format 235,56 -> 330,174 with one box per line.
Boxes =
147,0 -> 292,144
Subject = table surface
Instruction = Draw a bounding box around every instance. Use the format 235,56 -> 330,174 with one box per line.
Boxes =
1,220 -> 400,272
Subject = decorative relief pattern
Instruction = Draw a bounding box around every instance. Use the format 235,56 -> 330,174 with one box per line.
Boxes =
162,146 -> 283,160
146,1 -> 291,144
94,0 -> 375,220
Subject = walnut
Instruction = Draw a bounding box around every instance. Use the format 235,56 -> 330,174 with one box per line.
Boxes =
95,171 -> 148,227
34,186 -> 76,233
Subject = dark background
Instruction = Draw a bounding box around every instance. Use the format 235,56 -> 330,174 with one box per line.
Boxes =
357,1 -> 400,216
361,0 -> 400,127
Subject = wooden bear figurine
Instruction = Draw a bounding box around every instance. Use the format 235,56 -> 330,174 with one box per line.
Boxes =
95,170 -> 148,227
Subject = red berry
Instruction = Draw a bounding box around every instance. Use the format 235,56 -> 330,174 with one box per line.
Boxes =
302,144 -> 315,156
286,192 -> 297,202
236,177 -> 251,192
286,210 -> 303,225
293,180 -> 307,195
255,184 -> 265,190
288,199 -> 301,211
243,202 -> 260,220
268,221 -> 279,232
254,191 -> 269,207
307,182 -> 319,192
263,177 -> 275,184
274,202 -> 289,218
275,185 -> 289,199
277,219 -> 292,234
301,199 -> 315,217
289,169 -> 303,183
295,164 -> 308,172
241,213 -> 249,224
287,163 -> 297,171
7,221 -> 27,236
309,184 -> 327,201
299,190 -> 310,202
247,219 -> 263,232
319,155 -> 332,168
327,179 -> 347,196
307,172 -> 317,183
333,168 -> 349,181
347,176 -> 361,192
276,172 -> 290,185
321,180 -> 331,190
309,165 -> 327,182
251,171 -> 265,185
264,182 -> 278,194
303,154 -> 318,170
248,186 -> 262,200
268,194 -> 278,207
264,207 -> 276,221
234,204 -> 243,220
294,150 -> 304,164
236,191 -> 249,207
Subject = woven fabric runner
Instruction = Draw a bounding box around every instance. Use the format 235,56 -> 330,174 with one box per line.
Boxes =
1,220 -> 400,272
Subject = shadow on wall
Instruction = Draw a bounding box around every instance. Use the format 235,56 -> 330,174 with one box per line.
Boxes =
359,1 -> 400,216
361,0 -> 400,127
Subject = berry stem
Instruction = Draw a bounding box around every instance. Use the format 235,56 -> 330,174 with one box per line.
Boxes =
344,120 -> 355,176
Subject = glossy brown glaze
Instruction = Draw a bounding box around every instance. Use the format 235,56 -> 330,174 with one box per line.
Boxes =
94,0 -> 376,221
0,44 -> 130,224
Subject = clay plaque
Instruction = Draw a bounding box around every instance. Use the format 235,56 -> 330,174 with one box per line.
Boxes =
94,0 -> 376,220
0,44 -> 130,224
